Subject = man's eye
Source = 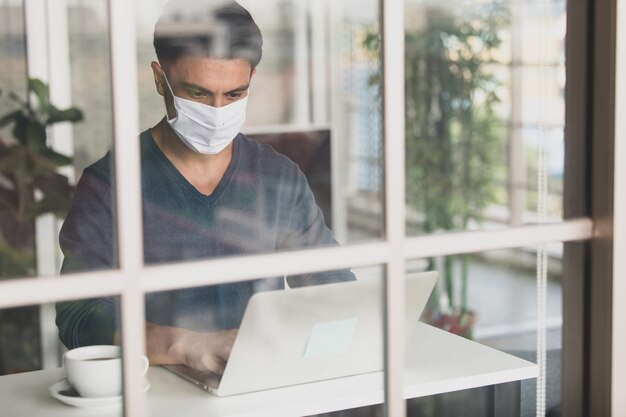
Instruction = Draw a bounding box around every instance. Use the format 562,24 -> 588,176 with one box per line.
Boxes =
190,91 -> 206,98
227,92 -> 243,99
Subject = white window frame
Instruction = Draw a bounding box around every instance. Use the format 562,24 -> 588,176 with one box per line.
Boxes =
5,0 -> 626,415
612,0 -> 626,414
24,0 -> 74,370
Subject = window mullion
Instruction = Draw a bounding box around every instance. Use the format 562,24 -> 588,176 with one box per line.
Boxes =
0,272 -> 124,309
403,218 -> 593,259
107,0 -> 145,415
381,0 -> 407,415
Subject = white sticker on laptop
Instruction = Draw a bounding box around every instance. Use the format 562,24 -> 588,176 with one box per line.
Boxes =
303,318 -> 358,359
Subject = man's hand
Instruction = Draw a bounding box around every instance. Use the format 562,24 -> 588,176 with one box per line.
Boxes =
143,322 -> 238,374
168,328 -> 238,374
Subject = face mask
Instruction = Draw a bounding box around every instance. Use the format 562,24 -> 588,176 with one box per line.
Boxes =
162,72 -> 248,154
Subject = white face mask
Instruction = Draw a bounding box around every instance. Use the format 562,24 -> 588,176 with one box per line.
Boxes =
162,72 -> 248,154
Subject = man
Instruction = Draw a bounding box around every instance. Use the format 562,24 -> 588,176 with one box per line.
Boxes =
56,0 -> 353,375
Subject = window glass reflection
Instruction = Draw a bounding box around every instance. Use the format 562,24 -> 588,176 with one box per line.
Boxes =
0,300 -> 123,417
405,0 -> 566,236
0,305 -> 42,375
409,244 -> 563,416
0,3 -> 63,283
67,0 -> 112,175
0,0 -> 114,283
62,0 -> 369,275
134,0 -> 384,246
143,265 -> 384,416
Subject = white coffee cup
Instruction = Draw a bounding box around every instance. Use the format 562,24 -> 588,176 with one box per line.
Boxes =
63,345 -> 149,398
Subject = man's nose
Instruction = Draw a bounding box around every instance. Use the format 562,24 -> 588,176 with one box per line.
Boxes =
209,96 -> 225,108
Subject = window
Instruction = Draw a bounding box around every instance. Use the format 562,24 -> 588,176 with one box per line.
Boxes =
0,0 -> 623,415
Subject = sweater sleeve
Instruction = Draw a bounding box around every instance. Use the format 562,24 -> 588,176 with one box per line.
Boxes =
55,163 -> 119,349
279,169 -> 356,287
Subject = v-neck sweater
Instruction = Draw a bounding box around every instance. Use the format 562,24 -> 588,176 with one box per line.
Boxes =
56,130 -> 353,349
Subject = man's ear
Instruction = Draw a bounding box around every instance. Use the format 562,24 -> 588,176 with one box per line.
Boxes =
250,67 -> 256,80
151,61 -> 166,97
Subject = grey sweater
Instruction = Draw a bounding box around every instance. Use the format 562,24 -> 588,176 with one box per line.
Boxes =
56,130 -> 354,348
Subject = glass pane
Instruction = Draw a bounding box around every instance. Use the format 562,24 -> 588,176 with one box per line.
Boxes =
67,0 -> 113,174
0,305 -> 43,375
58,0 -> 118,276
0,298 -> 123,417
143,265 -> 384,416
404,0 -> 566,236
405,244 -> 563,416
0,1 -> 29,281
0,0 -> 117,280
131,0 -> 382,273
0,2 -> 27,119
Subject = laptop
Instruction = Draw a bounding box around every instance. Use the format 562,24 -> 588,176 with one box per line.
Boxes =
163,271 -> 438,396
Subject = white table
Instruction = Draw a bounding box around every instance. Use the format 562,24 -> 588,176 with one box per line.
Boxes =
0,323 -> 537,417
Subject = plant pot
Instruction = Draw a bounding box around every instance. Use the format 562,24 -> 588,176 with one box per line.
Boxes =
428,310 -> 476,339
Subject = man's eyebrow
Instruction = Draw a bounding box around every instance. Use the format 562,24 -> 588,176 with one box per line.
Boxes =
225,84 -> 250,94
178,82 -> 249,94
179,82 -> 211,92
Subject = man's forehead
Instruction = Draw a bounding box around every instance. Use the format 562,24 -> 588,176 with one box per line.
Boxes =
163,56 -> 252,75
161,56 -> 253,90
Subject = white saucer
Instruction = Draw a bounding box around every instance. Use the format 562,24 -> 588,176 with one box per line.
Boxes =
49,378 -> 150,408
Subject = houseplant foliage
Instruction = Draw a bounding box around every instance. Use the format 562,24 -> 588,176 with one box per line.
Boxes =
407,4 -> 509,335
0,78 -> 82,374
367,2 -> 509,336
0,78 -> 81,277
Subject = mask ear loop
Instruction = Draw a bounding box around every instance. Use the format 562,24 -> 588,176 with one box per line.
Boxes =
158,66 -> 179,120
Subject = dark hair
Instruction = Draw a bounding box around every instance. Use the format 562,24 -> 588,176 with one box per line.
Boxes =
154,0 -> 263,68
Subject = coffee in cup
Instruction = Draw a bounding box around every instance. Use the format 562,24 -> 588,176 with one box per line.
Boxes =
63,345 -> 149,398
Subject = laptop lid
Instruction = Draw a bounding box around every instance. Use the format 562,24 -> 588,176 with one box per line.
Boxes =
165,271 -> 437,396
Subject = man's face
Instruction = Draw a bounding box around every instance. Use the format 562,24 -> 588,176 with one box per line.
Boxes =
152,56 -> 254,118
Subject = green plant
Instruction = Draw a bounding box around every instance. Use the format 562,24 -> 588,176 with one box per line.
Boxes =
366,3 -> 509,331
0,78 -> 82,278
0,78 -> 82,375
406,4 -> 509,320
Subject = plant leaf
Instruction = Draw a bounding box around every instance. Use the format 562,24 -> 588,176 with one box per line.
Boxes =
9,158 -> 29,205
39,148 -> 72,167
30,173 -> 74,217
10,112 -> 30,145
28,150 -> 69,176
28,78 -> 50,109
0,147 -> 27,174
47,108 -> 83,124
0,110 -> 22,129
25,122 -> 46,151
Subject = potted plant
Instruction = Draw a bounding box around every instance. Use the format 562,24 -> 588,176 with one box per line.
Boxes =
408,4 -> 510,338
366,3 -> 509,338
0,78 -> 82,373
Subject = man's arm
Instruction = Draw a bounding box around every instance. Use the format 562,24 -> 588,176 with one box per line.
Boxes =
113,323 -> 237,374
56,164 -> 120,349
56,298 -> 117,348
